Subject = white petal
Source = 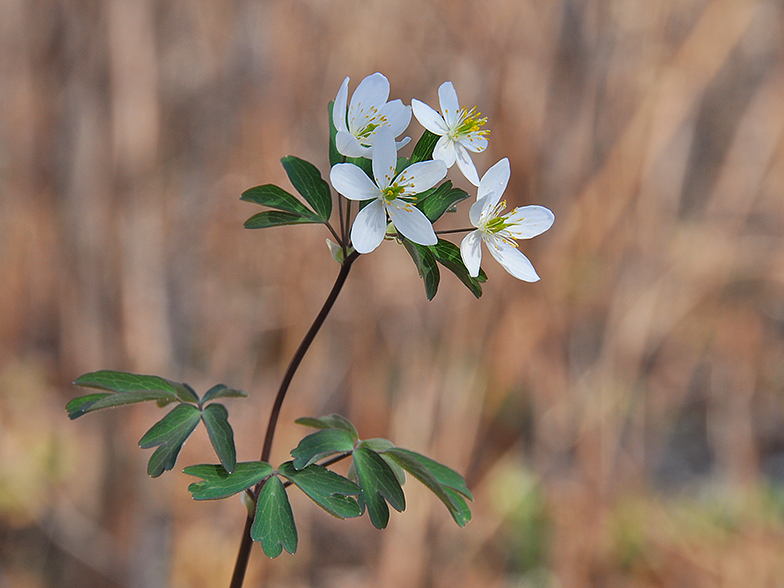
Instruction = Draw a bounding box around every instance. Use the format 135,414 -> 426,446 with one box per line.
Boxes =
411,99 -> 449,135
333,77 -> 349,133
460,133 -> 488,153
469,195 -> 491,227
349,72 -> 389,129
504,205 -> 555,239
380,100 -> 412,137
336,130 -> 370,158
486,237 -> 540,281
351,199 -> 387,254
386,200 -> 437,246
371,127 -> 397,189
396,159 -> 447,196
460,230 -> 483,277
395,136 -> 411,150
330,163 -> 379,201
454,142 -> 480,186
477,158 -> 510,206
438,82 -> 461,128
432,135 -> 457,167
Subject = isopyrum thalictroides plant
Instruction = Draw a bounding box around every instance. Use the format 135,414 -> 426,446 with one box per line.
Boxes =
66,73 -> 555,587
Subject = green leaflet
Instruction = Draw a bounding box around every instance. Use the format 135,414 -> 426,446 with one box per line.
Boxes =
430,239 -> 485,299
281,156 -> 332,221
201,403 -> 237,473
353,446 -> 405,530
403,238 -> 440,301
291,428 -> 356,470
295,414 -> 359,440
278,462 -> 362,520
139,404 -> 202,478
240,184 -> 321,220
243,210 -> 321,230
201,384 -> 247,403
184,461 -> 274,500
251,476 -> 298,558
409,130 -> 440,164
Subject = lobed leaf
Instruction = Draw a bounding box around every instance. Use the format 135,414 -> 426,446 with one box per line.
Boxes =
403,238 -> 440,301
430,239 -> 484,299
243,210 -> 321,230
291,428 -> 355,470
251,476 -> 298,558
139,404 -> 202,477
184,461 -> 274,500
353,446 -> 406,529
409,130 -> 440,164
281,156 -> 332,221
201,384 -> 247,403
278,462 -> 362,519
295,414 -> 358,440
201,403 -> 237,473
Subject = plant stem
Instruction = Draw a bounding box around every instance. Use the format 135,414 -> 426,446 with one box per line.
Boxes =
228,250 -> 360,588
435,227 -> 474,235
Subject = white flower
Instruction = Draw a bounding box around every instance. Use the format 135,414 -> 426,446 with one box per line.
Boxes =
330,127 -> 447,254
333,73 -> 412,158
460,158 -> 554,282
411,81 -> 489,186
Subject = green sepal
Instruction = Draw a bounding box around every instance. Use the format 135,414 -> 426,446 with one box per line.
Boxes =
430,239 -> 485,299
201,384 -> 247,404
402,238 -> 440,301
251,475 -> 298,558
138,404 -> 202,477
240,185 -> 321,220
328,100 -> 342,167
353,446 -> 406,529
291,428 -> 356,470
184,461 -> 274,500
410,130 -> 440,164
200,403 -> 237,473
243,210 -> 321,230
295,414 -> 359,440
278,462 -> 362,519
417,184 -> 470,223
280,156 -> 332,221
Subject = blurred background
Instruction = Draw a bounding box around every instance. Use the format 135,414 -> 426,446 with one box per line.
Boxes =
2,0 -> 784,586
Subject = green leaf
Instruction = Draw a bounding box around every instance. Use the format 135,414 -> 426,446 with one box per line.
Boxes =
291,428 -> 356,470
328,100 -> 342,167
201,384 -> 248,403
138,404 -> 202,477
386,448 -> 472,500
243,210 -> 321,230
402,238 -> 440,301
380,454 -> 407,486
251,476 -> 298,558
278,462 -> 362,519
69,371 -> 192,417
184,461 -> 274,500
430,239 -> 484,299
240,185 -> 321,220
281,156 -> 332,221
444,487 -> 472,527
417,186 -> 470,223
65,393 -> 112,419
359,438 -> 395,452
410,130 -> 441,164
353,446 -> 406,529
177,383 -> 200,404
383,448 -> 467,525
201,403 -> 236,473
295,414 -> 359,440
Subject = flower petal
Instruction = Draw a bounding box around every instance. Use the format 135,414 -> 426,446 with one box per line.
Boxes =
504,205 -> 555,239
454,142 -> 480,186
396,159 -> 447,197
411,99 -> 449,135
460,230 -> 483,277
477,158 -> 510,206
351,199 -> 387,254
486,237 -> 540,282
371,127 -> 398,189
460,133 -> 488,153
469,195 -> 491,227
333,77 -> 350,133
380,100 -> 412,138
336,130 -> 370,158
432,135 -> 457,167
330,163 -> 379,201
349,72 -> 389,131
438,82 -> 461,128
386,200 -> 437,246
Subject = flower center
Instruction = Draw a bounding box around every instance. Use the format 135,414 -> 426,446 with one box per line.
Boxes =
452,106 -> 488,138
382,184 -> 405,203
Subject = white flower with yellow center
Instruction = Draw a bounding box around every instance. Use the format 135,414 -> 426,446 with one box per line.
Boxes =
411,81 -> 489,186
333,73 -> 412,158
330,128 -> 447,254
460,158 -> 554,282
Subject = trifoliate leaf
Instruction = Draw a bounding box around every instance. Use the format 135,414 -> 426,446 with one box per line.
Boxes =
184,461 -> 274,500
295,414 -> 359,440
402,238 -> 440,301
281,156 -> 332,221
201,403 -> 236,473
251,476 -> 297,558
430,239 -> 484,299
278,461 -> 361,519
201,384 -> 247,403
410,130 -> 440,164
353,446 -> 406,529
138,404 -> 202,477
240,184 -> 321,220
291,428 -> 356,470
243,210 -> 321,230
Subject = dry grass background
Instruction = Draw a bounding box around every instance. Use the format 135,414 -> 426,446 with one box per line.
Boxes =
2,0 -> 784,586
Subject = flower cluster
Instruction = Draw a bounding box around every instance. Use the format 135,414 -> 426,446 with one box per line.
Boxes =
330,73 -> 554,282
